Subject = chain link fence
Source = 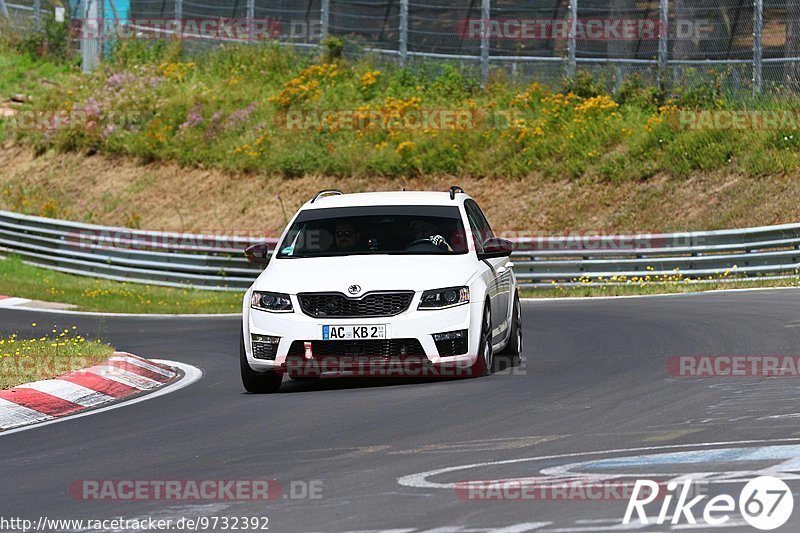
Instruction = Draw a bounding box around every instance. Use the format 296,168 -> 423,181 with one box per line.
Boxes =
0,0 -> 49,28
4,0 -> 800,93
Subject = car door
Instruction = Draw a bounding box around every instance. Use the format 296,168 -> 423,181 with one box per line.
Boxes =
464,200 -> 511,345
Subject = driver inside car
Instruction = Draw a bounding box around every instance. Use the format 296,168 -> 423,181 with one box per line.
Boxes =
409,219 -> 453,252
334,220 -> 361,252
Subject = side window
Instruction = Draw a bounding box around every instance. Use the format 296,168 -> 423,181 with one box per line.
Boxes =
465,200 -> 494,253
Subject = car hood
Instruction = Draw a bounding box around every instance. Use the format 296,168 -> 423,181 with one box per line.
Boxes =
253,254 -> 477,294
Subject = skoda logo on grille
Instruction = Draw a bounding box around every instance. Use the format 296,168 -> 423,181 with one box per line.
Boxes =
348,285 -> 362,295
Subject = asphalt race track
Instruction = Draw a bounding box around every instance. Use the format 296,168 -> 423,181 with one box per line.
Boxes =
2,289 -> 800,532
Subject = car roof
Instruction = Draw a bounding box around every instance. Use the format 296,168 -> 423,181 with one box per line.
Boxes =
302,191 -> 470,210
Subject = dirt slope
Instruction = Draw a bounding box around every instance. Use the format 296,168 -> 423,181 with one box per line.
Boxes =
1,143 -> 798,236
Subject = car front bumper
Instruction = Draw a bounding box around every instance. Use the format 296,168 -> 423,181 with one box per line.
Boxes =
243,291 -> 481,376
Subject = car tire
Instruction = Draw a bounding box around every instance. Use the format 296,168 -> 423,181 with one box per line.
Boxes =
497,291 -> 522,362
470,302 -> 493,377
240,331 -> 283,393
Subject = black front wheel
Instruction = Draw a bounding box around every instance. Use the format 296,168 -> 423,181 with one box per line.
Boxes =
240,331 -> 283,393
470,303 -> 493,377
498,291 -> 523,359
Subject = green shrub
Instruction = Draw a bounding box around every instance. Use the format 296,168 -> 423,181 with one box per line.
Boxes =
321,36 -> 344,63
562,70 -> 605,98
3,40 -> 798,183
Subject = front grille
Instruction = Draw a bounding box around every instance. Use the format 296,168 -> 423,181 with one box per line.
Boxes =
298,292 -> 414,318
252,342 -> 278,360
435,336 -> 469,356
288,339 -> 425,359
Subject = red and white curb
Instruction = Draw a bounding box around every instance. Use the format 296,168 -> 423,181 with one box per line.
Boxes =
0,353 -> 199,434
0,296 -> 33,308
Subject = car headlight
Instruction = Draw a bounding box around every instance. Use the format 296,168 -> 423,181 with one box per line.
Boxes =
418,287 -> 470,310
251,291 -> 293,313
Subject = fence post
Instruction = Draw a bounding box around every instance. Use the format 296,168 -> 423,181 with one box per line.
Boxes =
81,0 -> 101,73
753,0 -> 763,94
480,0 -> 490,87
34,0 -> 41,31
321,0 -> 330,40
399,0 -> 409,67
247,0 -> 255,41
0,0 -> 8,19
658,0 -> 668,91
567,0 -> 577,78
175,0 -> 182,33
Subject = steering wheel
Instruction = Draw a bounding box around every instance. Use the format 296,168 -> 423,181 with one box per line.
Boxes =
405,237 -> 450,252
407,238 -> 437,248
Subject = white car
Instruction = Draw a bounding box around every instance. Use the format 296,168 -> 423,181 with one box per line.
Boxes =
240,187 -> 522,393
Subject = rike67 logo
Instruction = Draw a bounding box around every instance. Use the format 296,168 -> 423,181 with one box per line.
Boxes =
624,476 -> 793,530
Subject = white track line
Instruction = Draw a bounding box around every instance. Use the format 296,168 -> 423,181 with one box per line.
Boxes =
0,360 -> 202,437
397,437 -> 800,489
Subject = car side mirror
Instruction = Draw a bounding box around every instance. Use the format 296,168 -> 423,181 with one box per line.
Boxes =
245,242 -> 271,265
478,237 -> 514,260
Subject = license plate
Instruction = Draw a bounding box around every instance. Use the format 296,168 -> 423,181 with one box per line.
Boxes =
322,325 -> 386,340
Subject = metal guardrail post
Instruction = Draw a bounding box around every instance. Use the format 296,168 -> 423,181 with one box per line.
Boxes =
320,0 -> 330,40
174,0 -> 182,35
399,0 -> 409,67
480,0 -> 490,87
34,0 -> 41,31
567,0 -> 577,79
753,0 -> 763,94
247,0 -> 255,42
658,0 -> 669,91
81,0 -> 101,73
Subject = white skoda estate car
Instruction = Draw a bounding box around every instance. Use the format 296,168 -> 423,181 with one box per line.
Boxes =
240,187 -> 522,393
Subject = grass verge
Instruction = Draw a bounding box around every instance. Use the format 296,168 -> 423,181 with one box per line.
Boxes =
0,256 -> 244,314
0,325 -> 114,389
1,42 -> 799,235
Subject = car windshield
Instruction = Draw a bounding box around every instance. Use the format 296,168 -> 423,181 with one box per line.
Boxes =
277,205 -> 468,258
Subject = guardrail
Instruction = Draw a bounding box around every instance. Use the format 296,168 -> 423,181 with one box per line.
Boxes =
513,225 -> 800,287
0,210 -> 270,291
0,210 -> 798,291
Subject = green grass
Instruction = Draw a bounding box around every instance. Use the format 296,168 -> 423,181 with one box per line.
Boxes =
0,46 -> 75,144
0,327 -> 114,389
2,41 -> 798,181
0,52 -> 72,97
523,277 -> 800,298
0,256 -> 244,314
